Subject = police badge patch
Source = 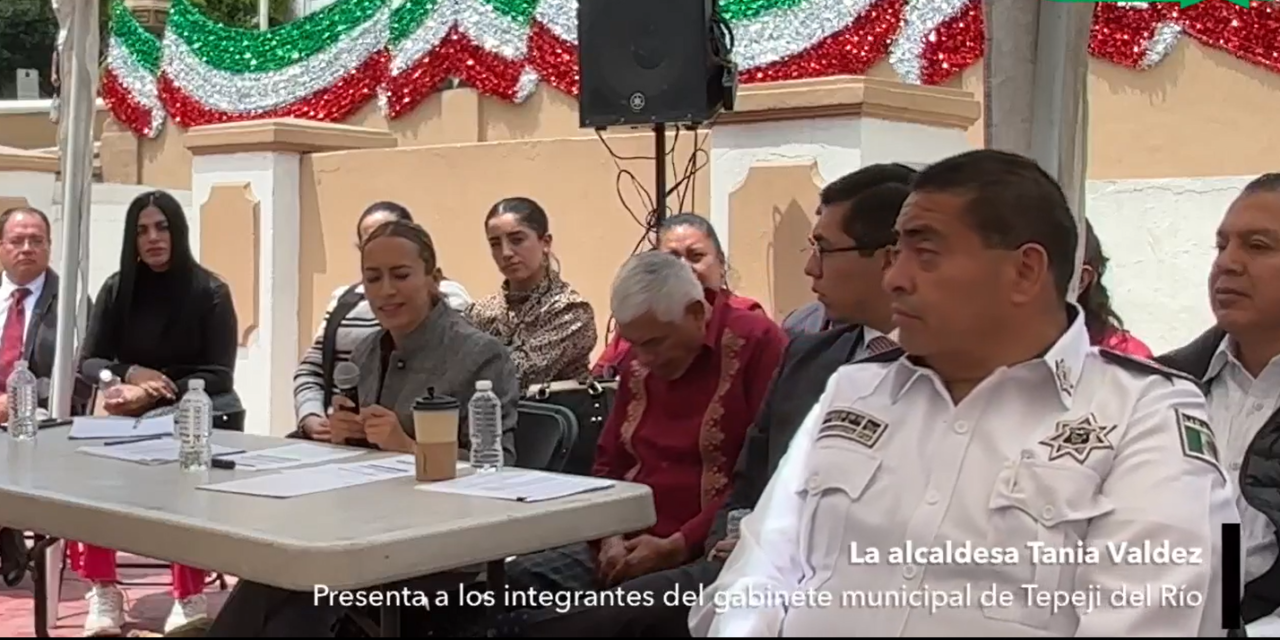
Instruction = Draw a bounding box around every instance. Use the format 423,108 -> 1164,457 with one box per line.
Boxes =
819,409 -> 888,449
1039,414 -> 1117,464
1177,409 -> 1220,466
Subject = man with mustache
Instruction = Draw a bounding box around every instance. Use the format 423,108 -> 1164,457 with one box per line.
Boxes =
1158,173 -> 1280,635
691,149 -> 1239,637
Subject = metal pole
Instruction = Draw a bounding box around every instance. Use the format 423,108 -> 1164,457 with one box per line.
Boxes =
1028,1 -> 1093,300
652,123 -> 667,247
260,0 -> 270,30
50,0 -> 99,419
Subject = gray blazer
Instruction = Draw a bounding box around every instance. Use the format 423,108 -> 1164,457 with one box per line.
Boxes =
348,302 -> 521,464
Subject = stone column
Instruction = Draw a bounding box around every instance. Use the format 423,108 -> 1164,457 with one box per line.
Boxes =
184,119 -> 396,436
709,77 -> 980,320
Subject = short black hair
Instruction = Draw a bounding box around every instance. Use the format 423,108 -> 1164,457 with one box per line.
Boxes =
0,206 -> 51,239
912,149 -> 1078,299
820,163 -> 918,206
819,163 -> 917,251
842,184 -> 912,252
1242,173 -> 1280,196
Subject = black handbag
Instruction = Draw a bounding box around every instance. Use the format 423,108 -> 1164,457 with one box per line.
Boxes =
524,377 -> 617,477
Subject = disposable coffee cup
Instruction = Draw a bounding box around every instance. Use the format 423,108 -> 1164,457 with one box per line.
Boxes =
412,387 -> 460,482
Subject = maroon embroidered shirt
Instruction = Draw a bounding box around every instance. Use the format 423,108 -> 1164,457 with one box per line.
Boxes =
592,288 -> 787,552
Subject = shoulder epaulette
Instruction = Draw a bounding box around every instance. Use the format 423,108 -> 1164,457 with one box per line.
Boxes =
1099,349 -> 1200,386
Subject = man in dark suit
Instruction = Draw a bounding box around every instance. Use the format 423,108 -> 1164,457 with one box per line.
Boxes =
496,163 -> 919,637
0,206 -> 93,586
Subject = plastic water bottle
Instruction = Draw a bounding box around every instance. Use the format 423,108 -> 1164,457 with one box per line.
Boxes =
176,379 -> 213,472
97,368 -> 123,404
7,360 -> 38,441
467,380 -> 504,472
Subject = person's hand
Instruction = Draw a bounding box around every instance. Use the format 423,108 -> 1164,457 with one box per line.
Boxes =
0,394 -> 9,423
608,534 -> 688,586
300,414 -> 330,440
125,366 -> 177,401
595,535 -> 630,586
328,396 -> 364,445
708,538 -> 738,562
362,405 -> 411,452
103,384 -> 155,416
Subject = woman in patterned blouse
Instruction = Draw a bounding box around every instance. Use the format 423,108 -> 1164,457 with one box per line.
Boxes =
466,197 -> 597,387
592,213 -> 767,376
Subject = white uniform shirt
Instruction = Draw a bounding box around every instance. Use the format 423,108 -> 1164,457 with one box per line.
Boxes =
690,313 -> 1240,637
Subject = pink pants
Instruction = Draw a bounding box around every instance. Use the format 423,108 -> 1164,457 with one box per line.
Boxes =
68,542 -> 206,599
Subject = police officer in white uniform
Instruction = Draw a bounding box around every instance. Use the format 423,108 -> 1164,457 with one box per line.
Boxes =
689,150 -> 1240,637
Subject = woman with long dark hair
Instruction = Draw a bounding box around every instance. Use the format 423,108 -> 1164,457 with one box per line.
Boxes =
70,189 -> 240,635
1079,221 -> 1153,358
467,196 -> 596,387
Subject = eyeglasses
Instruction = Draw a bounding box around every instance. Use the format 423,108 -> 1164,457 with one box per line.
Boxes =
3,236 -> 47,250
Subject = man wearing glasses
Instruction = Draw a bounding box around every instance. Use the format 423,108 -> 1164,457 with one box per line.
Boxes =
0,206 -> 93,586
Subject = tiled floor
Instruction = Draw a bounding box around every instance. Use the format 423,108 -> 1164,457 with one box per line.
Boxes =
0,552 -> 235,638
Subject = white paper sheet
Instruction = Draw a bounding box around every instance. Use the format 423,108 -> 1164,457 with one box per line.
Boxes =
416,469 -> 615,503
222,443 -> 365,471
68,415 -> 175,440
197,455 -> 416,499
79,437 -> 245,465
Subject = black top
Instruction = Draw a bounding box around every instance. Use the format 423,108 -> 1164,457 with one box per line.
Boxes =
80,267 -> 238,398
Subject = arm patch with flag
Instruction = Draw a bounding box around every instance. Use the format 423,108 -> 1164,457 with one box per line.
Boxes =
1176,409 -> 1221,471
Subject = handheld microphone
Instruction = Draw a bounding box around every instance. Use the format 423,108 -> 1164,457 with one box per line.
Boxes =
332,361 -> 371,448
333,361 -> 361,409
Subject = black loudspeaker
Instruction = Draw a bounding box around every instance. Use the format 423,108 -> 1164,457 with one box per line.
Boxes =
577,0 -> 730,128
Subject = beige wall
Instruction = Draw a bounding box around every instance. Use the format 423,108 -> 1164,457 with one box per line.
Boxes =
0,109 -> 109,151
298,131 -> 709,356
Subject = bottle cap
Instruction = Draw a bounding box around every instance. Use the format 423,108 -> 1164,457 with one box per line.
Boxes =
14,360 -> 27,370
475,380 -> 492,392
189,379 -> 205,391
413,386 -> 459,411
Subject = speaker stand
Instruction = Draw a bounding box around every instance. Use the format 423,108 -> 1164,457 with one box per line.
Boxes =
651,122 -> 667,246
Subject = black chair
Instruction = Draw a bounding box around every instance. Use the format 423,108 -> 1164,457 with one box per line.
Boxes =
514,400 -> 578,472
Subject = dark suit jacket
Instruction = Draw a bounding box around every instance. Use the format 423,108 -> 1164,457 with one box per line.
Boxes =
23,269 -> 94,415
704,324 -> 903,547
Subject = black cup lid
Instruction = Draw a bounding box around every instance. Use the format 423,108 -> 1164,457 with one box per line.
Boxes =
414,387 -> 459,411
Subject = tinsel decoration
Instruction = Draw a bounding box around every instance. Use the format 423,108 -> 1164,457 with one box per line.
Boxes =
100,2 -> 166,138
382,0 -> 540,119
98,0 -> 1280,138
889,0 -> 984,85
160,0 -> 390,128
1090,0 -> 1280,74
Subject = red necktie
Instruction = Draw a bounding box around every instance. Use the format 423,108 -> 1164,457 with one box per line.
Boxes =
0,288 -> 31,383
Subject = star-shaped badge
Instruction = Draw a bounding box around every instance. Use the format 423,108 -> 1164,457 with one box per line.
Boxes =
1039,414 -> 1116,464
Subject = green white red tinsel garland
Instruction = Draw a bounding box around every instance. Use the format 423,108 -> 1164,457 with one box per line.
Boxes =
102,0 -> 1280,139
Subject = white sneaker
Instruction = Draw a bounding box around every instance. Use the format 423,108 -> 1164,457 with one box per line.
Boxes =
164,594 -> 208,633
83,583 -> 125,637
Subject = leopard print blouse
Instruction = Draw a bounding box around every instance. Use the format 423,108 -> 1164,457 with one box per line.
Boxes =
465,273 -> 597,388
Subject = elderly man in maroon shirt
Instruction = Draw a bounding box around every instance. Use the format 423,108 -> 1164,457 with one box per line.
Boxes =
506,250 -> 787,595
